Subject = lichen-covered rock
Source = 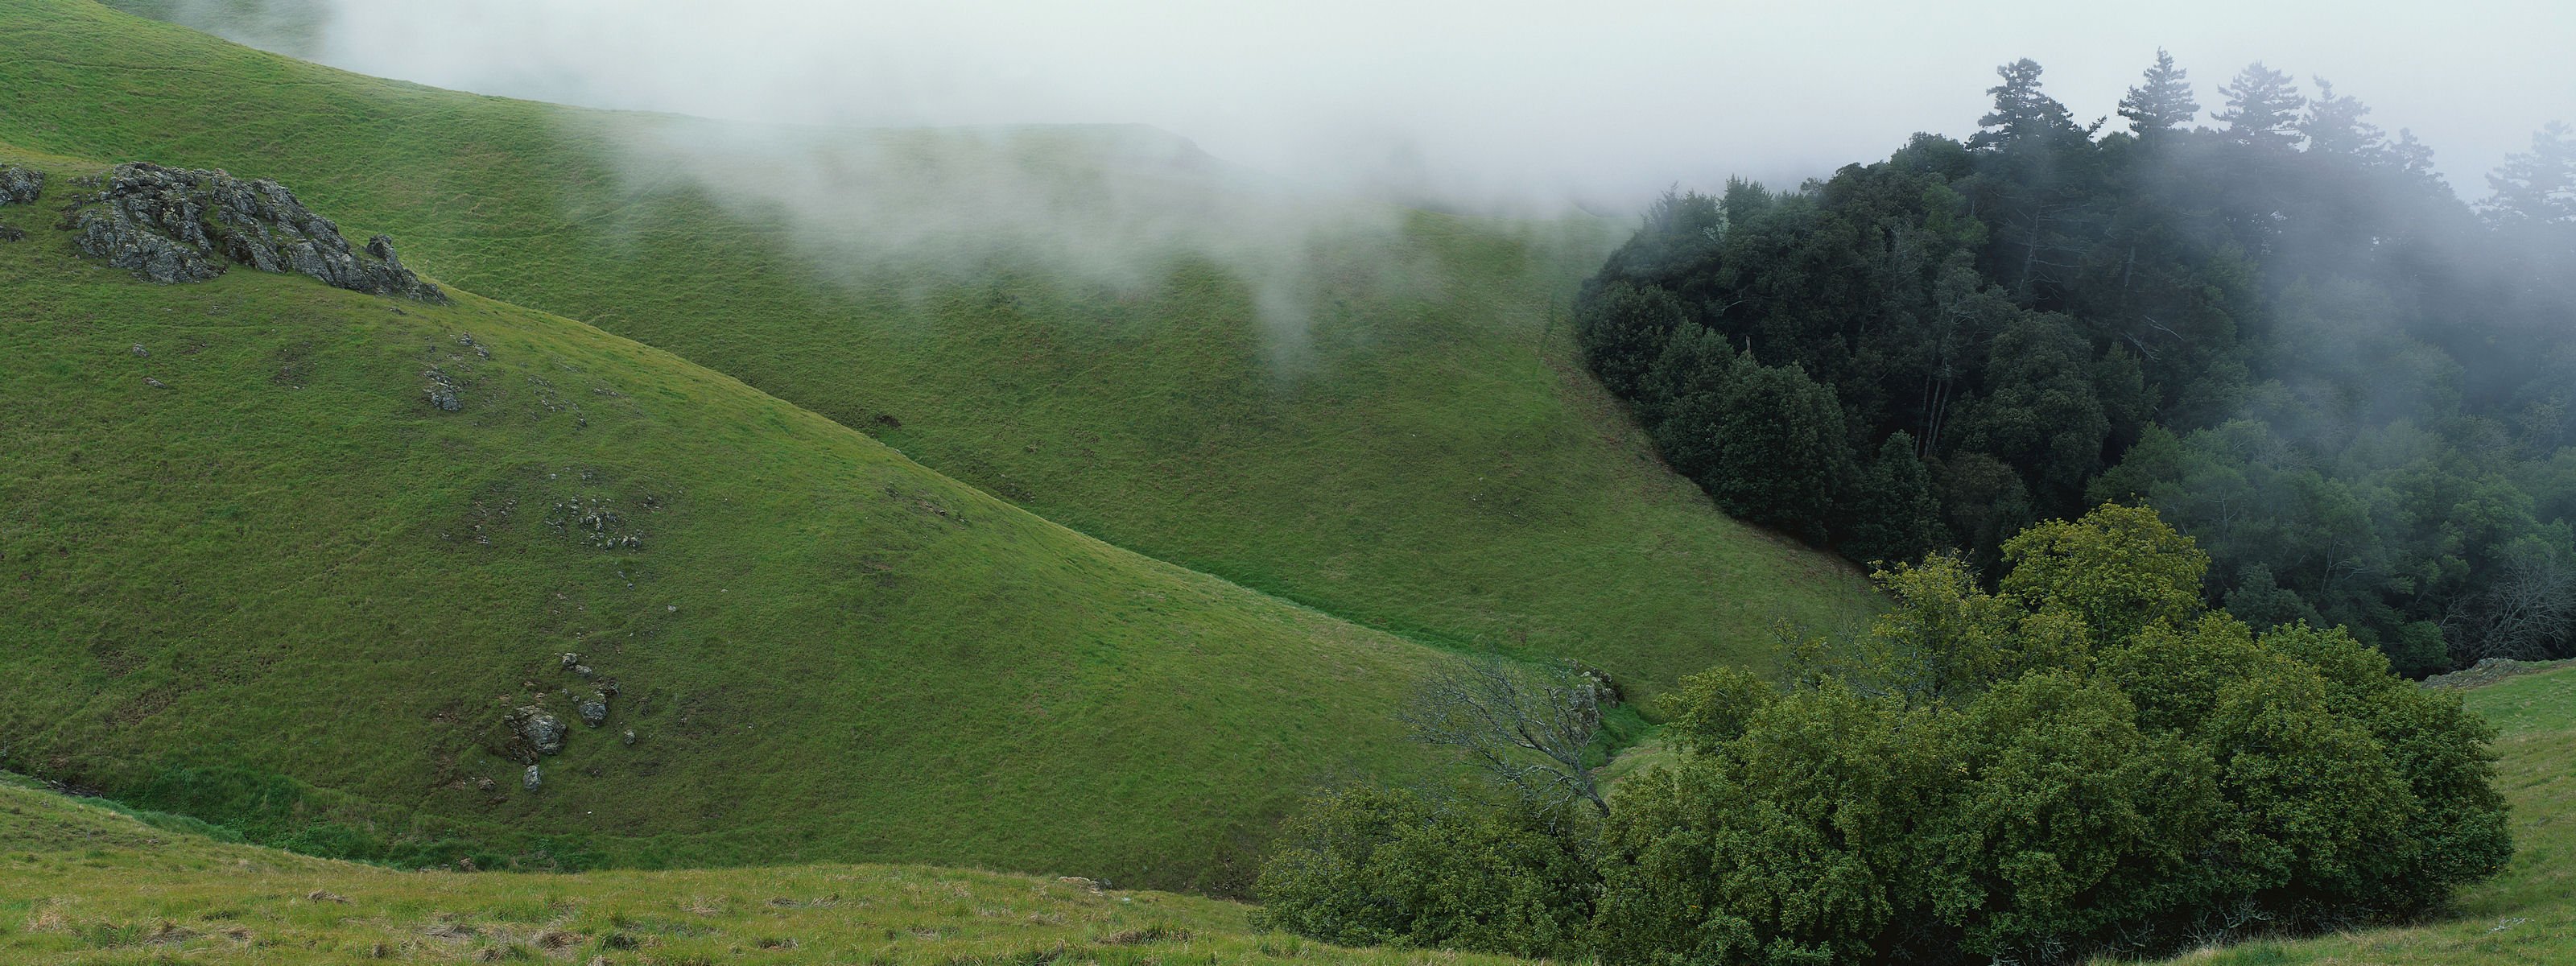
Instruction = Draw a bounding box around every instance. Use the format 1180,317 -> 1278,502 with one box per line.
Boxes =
522,764 -> 543,792
577,691 -> 609,728
423,367 -> 461,411
508,706 -> 567,756
0,165 -> 41,205
620,729 -> 637,746
64,162 -> 448,302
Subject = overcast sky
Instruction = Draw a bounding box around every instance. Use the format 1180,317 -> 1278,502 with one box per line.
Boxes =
210,0 -> 2576,211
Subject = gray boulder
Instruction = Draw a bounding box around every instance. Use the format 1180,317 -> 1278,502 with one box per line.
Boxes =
423,367 -> 460,411
64,163 -> 448,302
0,165 -> 40,205
509,706 -> 567,755
522,764 -> 543,792
620,729 -> 637,746
577,691 -> 609,728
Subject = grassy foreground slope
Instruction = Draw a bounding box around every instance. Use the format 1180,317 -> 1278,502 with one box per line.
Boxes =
2142,666 -> 2576,965
0,776 -> 1528,966
2,0 -> 1880,691
0,145 -> 1457,894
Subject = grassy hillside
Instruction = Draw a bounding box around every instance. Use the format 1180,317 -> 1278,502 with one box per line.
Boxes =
2139,666 -> 2576,964
0,143 -> 1473,894
0,0 -> 1880,693
0,775 -> 1531,966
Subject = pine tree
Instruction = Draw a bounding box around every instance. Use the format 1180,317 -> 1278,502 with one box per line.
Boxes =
2215,62 -> 2305,151
2299,76 -> 2386,160
1969,59 -> 2083,153
2116,49 -> 2199,138
2486,121 -> 2576,227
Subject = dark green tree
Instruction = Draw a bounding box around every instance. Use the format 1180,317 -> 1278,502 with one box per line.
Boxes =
2117,48 -> 2200,138
1574,281 -> 1684,398
1698,361 -> 1852,543
1970,58 -> 2085,153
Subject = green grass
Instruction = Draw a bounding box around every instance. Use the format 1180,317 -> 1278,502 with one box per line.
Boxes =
0,774 -> 1534,966
2130,666 -> 2576,964
0,0 -> 1881,697
0,145 -> 1476,894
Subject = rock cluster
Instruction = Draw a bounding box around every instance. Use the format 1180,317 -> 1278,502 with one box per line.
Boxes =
0,165 -> 40,205
423,367 -> 461,411
63,162 -> 448,303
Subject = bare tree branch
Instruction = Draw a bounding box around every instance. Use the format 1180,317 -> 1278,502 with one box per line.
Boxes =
1399,656 -> 1612,815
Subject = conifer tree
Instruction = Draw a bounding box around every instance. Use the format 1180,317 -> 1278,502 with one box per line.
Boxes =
2487,121 -> 2576,227
2215,62 -> 2305,150
2300,76 -> 2386,160
1969,59 -> 2082,153
2116,49 -> 2199,138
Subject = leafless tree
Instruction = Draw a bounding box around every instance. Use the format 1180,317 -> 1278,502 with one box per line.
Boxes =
2446,538 -> 2576,663
1399,656 -> 1612,816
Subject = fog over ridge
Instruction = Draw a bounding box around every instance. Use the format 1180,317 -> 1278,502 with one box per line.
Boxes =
138,0 -> 2575,212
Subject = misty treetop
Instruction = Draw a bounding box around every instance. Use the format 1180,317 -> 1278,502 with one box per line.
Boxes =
1575,52 -> 2576,674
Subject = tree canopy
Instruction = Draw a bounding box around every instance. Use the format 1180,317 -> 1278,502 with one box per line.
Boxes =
1572,52 -> 2576,673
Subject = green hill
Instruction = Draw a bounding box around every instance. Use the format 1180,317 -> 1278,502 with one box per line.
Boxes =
0,773 -> 1533,966
0,0 -> 1880,695
0,142 -> 1468,893
3,667 -> 2567,964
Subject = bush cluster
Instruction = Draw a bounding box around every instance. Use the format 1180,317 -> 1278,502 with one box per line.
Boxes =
1259,506 -> 2511,965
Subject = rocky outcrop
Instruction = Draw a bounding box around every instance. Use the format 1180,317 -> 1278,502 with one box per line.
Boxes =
0,165 -> 40,205
64,163 -> 448,303
507,706 -> 568,756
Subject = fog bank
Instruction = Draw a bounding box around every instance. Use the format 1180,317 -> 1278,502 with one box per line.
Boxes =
135,0 -> 2576,211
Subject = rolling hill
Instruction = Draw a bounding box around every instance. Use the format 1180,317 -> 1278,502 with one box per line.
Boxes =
3,667 -> 2568,964
0,771 -> 1534,966
0,142 -> 1467,894
0,0 -> 1882,696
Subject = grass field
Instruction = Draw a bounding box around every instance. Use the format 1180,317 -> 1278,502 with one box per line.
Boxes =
2,0 -> 1882,696
2133,665 -> 2576,964
4,667 -> 2567,964
0,773 -> 1532,966
0,142 -> 1487,894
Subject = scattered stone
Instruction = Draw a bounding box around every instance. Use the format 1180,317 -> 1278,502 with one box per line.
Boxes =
597,679 -> 619,698
571,664 -> 597,679
305,890 -> 350,904
143,377 -> 168,390
560,652 -> 581,670
423,366 -> 461,411
130,344 -> 150,357
473,776 -> 497,793
507,706 -> 567,755
0,164 -> 41,204
0,225 -> 23,243
620,729 -> 636,746
577,691 -> 609,728
63,162 -> 448,302
1058,876 -> 1104,894
522,764 -> 543,792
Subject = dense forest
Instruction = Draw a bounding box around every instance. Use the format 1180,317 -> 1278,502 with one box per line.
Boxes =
1575,53 -> 2576,674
